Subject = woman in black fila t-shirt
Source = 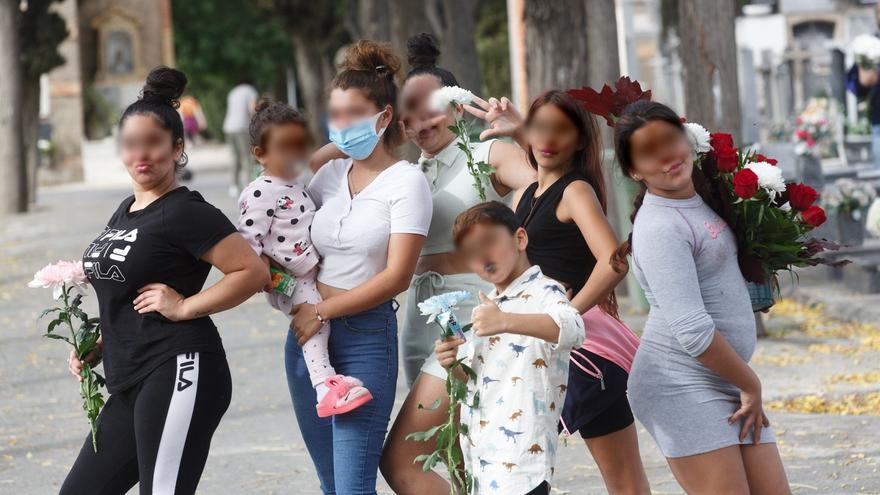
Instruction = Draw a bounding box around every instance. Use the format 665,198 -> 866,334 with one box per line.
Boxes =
60,67 -> 268,495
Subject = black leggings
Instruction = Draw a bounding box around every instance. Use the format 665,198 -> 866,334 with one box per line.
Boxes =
60,352 -> 232,495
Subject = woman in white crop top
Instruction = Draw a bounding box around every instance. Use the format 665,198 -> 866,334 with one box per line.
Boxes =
378,33 -> 537,495
284,41 -> 430,494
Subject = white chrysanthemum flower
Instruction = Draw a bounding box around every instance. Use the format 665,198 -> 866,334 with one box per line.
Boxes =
745,161 -> 786,200
852,34 -> 880,64
867,199 -> 880,237
684,122 -> 712,155
836,178 -> 855,196
429,86 -> 475,112
779,201 -> 792,212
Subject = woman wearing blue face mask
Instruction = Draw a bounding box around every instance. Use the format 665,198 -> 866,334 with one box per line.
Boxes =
285,40 -> 432,494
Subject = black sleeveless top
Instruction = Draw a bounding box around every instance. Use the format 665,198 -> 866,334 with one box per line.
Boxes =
514,172 -> 596,295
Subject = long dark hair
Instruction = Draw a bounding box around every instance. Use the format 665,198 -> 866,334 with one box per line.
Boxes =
524,90 -> 607,213
525,90 -> 619,316
611,100 -> 731,269
119,66 -> 188,169
332,40 -> 402,148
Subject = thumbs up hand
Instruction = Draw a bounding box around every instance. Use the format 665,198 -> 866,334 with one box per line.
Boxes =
471,291 -> 509,337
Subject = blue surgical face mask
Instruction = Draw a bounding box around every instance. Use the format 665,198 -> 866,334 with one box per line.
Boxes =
328,110 -> 388,160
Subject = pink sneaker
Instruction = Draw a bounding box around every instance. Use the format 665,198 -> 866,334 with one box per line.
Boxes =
316,375 -> 373,418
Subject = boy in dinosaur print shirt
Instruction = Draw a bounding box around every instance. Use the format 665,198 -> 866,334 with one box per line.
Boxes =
436,202 -> 583,495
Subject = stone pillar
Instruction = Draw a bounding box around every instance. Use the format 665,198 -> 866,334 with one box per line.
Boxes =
46,0 -> 84,180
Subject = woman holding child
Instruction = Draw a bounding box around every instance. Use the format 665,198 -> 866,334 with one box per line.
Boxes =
284,40 -> 432,495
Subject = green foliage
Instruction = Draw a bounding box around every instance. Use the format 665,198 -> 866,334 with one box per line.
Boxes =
475,0 -> 511,98
41,284 -> 104,452
18,0 -> 68,81
83,85 -> 115,139
172,0 -> 293,138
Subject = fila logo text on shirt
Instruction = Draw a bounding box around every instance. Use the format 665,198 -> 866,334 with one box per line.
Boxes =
83,228 -> 138,283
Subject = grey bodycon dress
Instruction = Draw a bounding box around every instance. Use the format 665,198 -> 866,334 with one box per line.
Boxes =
627,192 -> 775,458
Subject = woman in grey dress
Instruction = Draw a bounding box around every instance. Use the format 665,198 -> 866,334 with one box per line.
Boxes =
611,101 -> 790,494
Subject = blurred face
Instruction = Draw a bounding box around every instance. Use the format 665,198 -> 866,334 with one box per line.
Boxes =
328,88 -> 392,135
458,222 -> 528,286
254,122 -> 311,180
627,120 -> 695,198
119,114 -> 182,189
526,104 -> 581,172
400,74 -> 455,153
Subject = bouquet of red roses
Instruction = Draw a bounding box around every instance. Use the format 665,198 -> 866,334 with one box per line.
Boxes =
695,129 -> 845,295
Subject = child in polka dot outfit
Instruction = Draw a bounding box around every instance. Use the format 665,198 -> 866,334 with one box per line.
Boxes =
237,100 -> 372,416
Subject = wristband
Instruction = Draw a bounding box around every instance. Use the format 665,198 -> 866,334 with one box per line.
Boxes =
315,304 -> 328,324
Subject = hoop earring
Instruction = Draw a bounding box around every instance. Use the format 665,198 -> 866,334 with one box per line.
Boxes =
176,151 -> 189,168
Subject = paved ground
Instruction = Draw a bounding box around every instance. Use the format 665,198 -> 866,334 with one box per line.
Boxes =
2,155 -> 880,494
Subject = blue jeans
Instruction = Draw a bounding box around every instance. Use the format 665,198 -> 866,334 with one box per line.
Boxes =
284,300 -> 399,495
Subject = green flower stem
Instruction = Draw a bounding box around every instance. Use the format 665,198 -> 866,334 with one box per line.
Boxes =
407,320 -> 475,494
450,105 -> 491,202
58,283 -> 103,452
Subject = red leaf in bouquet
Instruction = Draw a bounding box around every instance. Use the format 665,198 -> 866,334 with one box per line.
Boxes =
716,146 -> 739,173
568,76 -> 652,127
754,153 -> 778,166
802,205 -> 827,227
786,183 -> 818,211
710,132 -> 734,150
800,237 -> 850,268
801,237 -> 843,258
733,169 -> 759,199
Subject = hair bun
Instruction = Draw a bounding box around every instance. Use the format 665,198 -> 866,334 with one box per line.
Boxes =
340,40 -> 401,79
406,33 -> 440,69
254,97 -> 272,114
141,66 -> 187,109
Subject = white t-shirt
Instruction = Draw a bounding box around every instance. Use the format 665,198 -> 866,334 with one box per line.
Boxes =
308,158 -> 432,290
222,84 -> 258,134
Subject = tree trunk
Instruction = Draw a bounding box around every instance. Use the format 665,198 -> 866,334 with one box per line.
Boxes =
358,0 -> 391,41
438,0 -> 482,93
585,0 -> 623,236
291,36 -> 330,144
0,0 -> 25,214
389,0 -> 435,67
22,77 -> 40,205
523,0 -> 590,100
677,0 -> 742,142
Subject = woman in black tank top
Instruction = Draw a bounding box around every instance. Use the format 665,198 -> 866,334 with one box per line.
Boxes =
515,171 -> 596,296
511,90 -> 652,494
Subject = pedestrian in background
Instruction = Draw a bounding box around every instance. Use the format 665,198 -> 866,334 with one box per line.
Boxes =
223,76 -> 259,196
